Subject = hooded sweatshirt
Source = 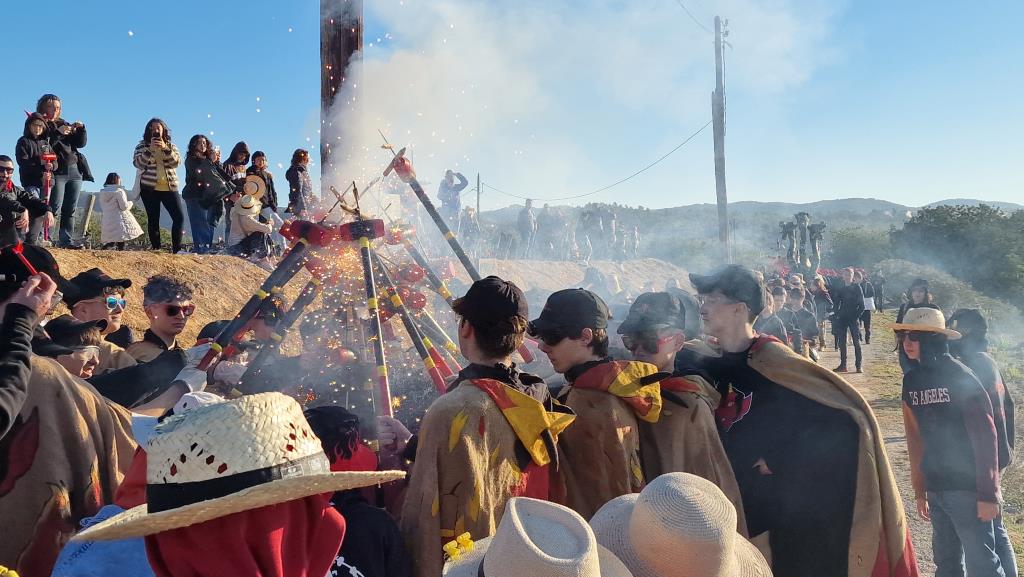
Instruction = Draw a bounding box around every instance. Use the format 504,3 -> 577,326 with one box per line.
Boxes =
15,114 -> 53,189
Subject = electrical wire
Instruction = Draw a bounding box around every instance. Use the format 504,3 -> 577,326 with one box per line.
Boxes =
673,0 -> 713,34
481,119 -> 712,202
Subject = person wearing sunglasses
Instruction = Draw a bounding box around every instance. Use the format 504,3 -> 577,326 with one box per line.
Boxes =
0,153 -> 52,246
894,308 -> 1008,577
64,267 -> 138,373
127,275 -> 195,363
528,287 -> 664,520
36,315 -> 106,379
615,291 -> 746,534
683,264 -> 919,577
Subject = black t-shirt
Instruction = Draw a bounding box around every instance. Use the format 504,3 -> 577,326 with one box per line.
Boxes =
329,491 -> 411,577
902,354 -> 1000,501
753,314 -> 787,343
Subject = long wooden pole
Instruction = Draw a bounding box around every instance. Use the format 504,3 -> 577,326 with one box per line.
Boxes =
321,0 -> 363,184
712,15 -> 731,263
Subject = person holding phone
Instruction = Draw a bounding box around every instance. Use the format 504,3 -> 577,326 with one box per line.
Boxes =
36,94 -> 93,248
132,118 -> 183,253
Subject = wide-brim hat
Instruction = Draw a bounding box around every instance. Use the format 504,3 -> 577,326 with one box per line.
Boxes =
444,498 -> 632,577
73,393 -> 404,542
238,193 -> 259,211
591,474 -> 770,577
891,307 -> 960,339
242,174 -> 267,200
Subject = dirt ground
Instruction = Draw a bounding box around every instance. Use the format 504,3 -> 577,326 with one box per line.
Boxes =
819,310 -> 1024,574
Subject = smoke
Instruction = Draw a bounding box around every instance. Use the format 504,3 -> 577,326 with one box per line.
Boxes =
323,0 -> 840,213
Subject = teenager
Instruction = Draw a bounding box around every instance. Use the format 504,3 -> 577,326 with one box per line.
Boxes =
400,276 -> 574,577
132,118 -> 183,253
896,308 -> 1007,577
776,286 -> 820,359
285,148 -> 315,217
126,275 -> 194,363
0,154 -> 50,247
64,268 -> 138,373
896,278 -> 941,374
753,286 -> 788,343
529,288 -> 664,519
684,264 -> 918,577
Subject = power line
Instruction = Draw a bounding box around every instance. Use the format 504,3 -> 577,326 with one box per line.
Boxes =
673,0 -> 712,34
481,119 -> 712,203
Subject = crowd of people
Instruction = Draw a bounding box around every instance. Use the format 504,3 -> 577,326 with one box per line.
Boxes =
0,229 -> 1017,577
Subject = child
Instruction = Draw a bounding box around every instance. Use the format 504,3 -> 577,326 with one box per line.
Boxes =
37,315 -> 105,378
226,192 -> 273,270
98,173 -> 143,250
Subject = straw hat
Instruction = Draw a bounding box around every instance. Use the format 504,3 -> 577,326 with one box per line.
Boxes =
72,392 -> 404,541
242,174 -> 267,200
238,193 -> 259,211
443,497 -> 633,577
591,473 -> 770,577
890,307 -> 961,339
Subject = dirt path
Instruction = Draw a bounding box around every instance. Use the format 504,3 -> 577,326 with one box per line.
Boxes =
816,310 -> 937,574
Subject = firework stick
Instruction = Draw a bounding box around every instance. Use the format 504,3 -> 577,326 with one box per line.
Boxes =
238,277 -> 323,393
371,252 -> 448,392
399,234 -> 455,306
359,236 -> 393,417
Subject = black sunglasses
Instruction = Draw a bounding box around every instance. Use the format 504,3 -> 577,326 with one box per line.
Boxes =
534,329 -> 567,347
0,167 -> 14,174
896,331 -> 923,342
621,331 -> 669,354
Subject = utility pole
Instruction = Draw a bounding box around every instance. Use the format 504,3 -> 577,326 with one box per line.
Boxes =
712,15 -> 731,263
321,0 -> 363,185
476,173 -> 481,216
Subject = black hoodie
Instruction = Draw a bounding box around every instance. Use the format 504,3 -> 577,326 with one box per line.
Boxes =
14,115 -> 53,189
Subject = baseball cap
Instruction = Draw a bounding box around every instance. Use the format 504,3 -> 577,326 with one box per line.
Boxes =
947,308 -> 987,337
452,276 -> 528,328
689,265 -> 767,317
617,292 -> 686,334
0,244 -> 68,302
63,268 -> 132,307
44,314 -> 108,342
528,288 -> 610,335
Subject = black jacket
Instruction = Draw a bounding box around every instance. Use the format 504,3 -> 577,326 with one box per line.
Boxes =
1,182 -> 50,244
15,128 -> 53,190
45,119 -> 92,181
246,166 -> 279,211
0,304 -> 35,439
833,283 -> 865,322
330,491 -> 412,577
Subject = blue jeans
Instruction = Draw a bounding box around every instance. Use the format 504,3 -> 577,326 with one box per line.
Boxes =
995,514 -> 1019,577
929,490 -> 1005,577
184,198 -> 215,253
48,174 -> 83,246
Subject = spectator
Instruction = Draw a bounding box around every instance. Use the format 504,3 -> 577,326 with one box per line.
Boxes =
222,142 -> 249,240
753,286 -> 788,343
285,148 -> 315,217
35,315 -> 104,378
0,154 -> 50,247
895,309 -> 1007,577
437,169 -> 468,227
833,267 -> 865,373
630,224 -> 641,258
896,278 -> 940,374
808,274 -> 833,351
14,113 -> 57,244
132,118 -> 183,253
64,268 -> 138,371
777,286 -> 821,359
37,94 -> 93,248
226,193 -> 274,269
247,151 -> 285,254
126,275 -> 194,363
459,206 -> 480,257
875,270 -> 887,311
98,172 -> 143,250
517,199 -> 536,258
856,270 -> 875,344
181,135 -> 222,254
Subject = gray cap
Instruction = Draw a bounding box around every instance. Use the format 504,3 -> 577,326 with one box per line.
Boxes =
689,265 -> 767,317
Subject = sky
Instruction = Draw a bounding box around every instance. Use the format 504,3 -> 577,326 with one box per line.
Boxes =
2,0 -> 1021,211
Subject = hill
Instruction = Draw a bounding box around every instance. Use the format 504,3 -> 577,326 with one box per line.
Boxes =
924,198 -> 1024,212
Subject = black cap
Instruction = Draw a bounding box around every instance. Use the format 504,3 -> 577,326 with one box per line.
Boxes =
63,268 -> 132,307
617,292 -> 686,334
198,319 -> 231,341
452,276 -> 528,327
43,314 -> 107,342
528,288 -> 610,335
689,265 -> 767,317
0,244 -> 68,302
948,309 -> 987,337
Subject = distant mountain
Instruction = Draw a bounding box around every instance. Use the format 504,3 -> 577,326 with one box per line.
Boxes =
923,199 -> 1024,212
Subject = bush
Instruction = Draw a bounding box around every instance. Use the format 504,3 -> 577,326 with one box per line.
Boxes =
828,226 -> 893,269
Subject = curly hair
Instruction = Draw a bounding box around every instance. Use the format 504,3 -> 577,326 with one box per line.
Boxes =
142,118 -> 172,143
142,275 -> 194,306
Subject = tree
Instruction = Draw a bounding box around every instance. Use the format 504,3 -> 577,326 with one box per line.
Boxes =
828,227 -> 893,269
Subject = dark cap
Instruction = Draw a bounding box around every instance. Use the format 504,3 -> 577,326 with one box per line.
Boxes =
0,244 -> 68,302
947,308 -> 987,337
198,320 -> 231,341
617,292 -> 686,334
64,268 -> 132,307
43,314 -> 107,343
528,288 -> 610,335
452,276 -> 528,327
689,265 -> 767,317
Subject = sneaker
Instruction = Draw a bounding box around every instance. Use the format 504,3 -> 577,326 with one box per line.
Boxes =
855,367 -> 864,373
833,365 -> 848,373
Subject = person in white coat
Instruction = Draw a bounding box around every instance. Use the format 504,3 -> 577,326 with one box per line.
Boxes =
98,173 -> 143,250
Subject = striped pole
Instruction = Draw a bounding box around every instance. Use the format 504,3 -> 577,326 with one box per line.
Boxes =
372,252 -> 448,392
399,233 -> 455,306
359,236 -> 393,417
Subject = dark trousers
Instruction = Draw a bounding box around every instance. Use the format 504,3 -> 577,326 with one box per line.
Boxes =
860,310 -> 872,343
836,317 -> 862,368
139,186 -> 184,253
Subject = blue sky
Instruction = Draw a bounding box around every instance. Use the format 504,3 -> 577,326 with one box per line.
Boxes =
2,0 -> 1021,210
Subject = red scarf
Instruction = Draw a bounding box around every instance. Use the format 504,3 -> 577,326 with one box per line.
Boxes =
144,495 -> 345,577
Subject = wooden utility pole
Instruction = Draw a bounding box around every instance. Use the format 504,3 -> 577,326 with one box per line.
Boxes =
476,173 -> 481,216
321,0 -> 363,183
712,15 -> 731,262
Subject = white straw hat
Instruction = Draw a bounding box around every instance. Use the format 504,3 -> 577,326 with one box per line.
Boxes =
591,473 -> 770,577
243,174 -> 268,200
72,392 -> 404,541
891,307 -> 961,339
238,193 -> 259,210
444,497 -> 633,577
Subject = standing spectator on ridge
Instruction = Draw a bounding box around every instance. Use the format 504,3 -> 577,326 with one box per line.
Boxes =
285,148 -> 315,217
37,94 -> 93,248
856,270 -> 875,344
126,275 -> 193,363
833,267 -> 865,373
181,135 -> 218,254
517,199 -> 536,258
14,113 -> 56,244
222,142 -> 250,239
895,309 -> 1007,577
0,155 -> 51,247
246,151 -> 278,213
437,169 -> 468,228
97,172 -> 143,250
132,118 -> 183,253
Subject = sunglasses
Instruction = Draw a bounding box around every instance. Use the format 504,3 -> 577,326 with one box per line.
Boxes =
0,167 -> 14,174
896,331 -> 923,342
621,331 -> 673,354
69,345 -> 100,362
105,296 -> 127,310
534,329 -> 567,348
162,303 -> 196,318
